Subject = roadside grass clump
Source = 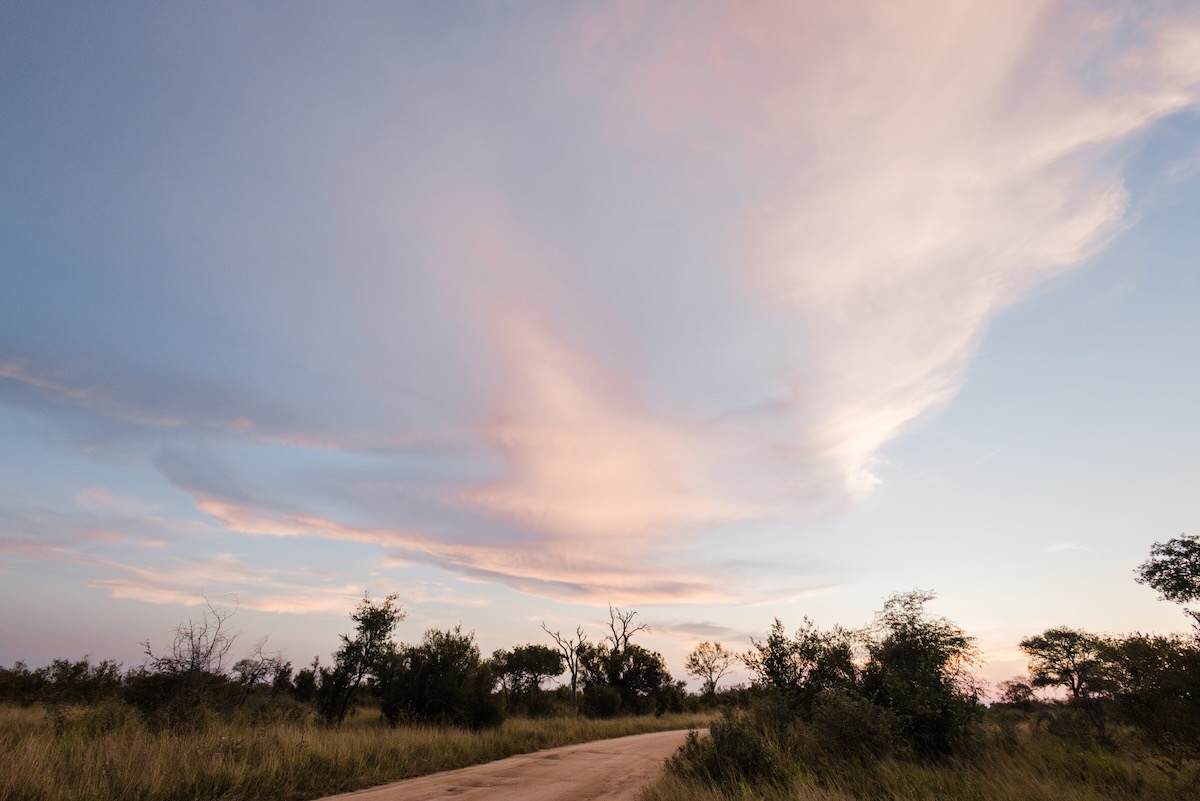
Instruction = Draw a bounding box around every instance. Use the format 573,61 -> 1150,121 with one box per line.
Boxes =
645,713 -> 1200,801
667,710 -> 787,788
0,702 -> 713,801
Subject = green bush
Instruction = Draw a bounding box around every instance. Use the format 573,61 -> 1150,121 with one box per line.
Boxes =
667,711 -> 787,787
808,688 -> 902,761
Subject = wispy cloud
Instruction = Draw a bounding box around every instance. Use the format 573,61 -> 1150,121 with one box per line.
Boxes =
3,1 -> 1199,619
566,0 -> 1200,502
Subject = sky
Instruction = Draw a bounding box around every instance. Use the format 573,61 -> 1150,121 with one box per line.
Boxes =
2,1 -> 1199,692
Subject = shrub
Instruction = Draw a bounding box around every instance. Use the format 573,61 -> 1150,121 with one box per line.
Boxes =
808,688 -> 901,761
667,711 -> 788,787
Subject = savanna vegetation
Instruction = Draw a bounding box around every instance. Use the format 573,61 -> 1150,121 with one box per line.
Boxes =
0,598 -> 709,801
4,534 -> 1198,801
650,533 -> 1200,801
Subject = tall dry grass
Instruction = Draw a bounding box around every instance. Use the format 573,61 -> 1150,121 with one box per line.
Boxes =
0,702 -> 713,801
641,716 -> 1200,801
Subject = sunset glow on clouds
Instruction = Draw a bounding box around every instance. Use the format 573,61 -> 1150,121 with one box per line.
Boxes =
3,1 -> 1200,683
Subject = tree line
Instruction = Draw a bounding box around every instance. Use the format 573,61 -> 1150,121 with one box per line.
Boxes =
3,533 -> 1196,763
666,533 -> 1200,790
0,599 -> 688,730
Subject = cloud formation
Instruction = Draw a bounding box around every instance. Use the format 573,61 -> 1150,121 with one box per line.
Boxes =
569,0 -> 1200,499
3,1 -> 1200,611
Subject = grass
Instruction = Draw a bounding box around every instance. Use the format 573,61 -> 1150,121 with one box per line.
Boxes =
642,716 -> 1200,801
0,702 -> 714,801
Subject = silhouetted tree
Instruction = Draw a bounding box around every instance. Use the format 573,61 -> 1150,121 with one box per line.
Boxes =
860,591 -> 981,757
492,643 -> 564,709
542,622 -> 586,710
1019,627 -> 1108,702
1136,533 -> 1200,627
743,618 -> 856,713
1104,632 -> 1200,761
317,593 -> 404,724
378,626 -> 502,729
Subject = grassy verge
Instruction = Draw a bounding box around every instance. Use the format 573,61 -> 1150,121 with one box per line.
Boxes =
0,702 -> 714,801
641,716 -> 1200,801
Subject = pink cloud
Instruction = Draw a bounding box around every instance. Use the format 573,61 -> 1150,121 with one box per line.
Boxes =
463,305 -> 751,541
194,490 -> 731,604
564,0 -> 1200,497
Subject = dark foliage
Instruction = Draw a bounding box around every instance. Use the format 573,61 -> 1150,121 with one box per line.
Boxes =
667,711 -> 787,786
1136,533 -> 1200,627
377,626 -> 503,729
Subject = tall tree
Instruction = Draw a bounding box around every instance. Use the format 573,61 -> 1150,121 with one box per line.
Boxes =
541,622 -> 586,710
378,626 -> 502,729
860,591 -> 980,757
1136,533 -> 1200,626
319,593 -> 404,724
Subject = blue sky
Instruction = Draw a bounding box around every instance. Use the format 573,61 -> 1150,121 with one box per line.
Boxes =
2,1 -> 1198,690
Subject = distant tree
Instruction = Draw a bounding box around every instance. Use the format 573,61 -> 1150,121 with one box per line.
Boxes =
542,622 -> 587,710
128,599 -> 243,728
994,677 -> 1035,708
1136,534 -> 1200,627
291,658 -> 319,703
604,605 -> 649,652
576,606 -> 678,716
685,641 -> 736,696
317,593 -> 404,724
140,598 -> 240,676
492,644 -> 564,702
580,642 -> 677,716
231,638 -> 289,706
0,661 -> 46,705
41,657 -> 123,704
378,626 -> 502,729
1018,627 -> 1107,702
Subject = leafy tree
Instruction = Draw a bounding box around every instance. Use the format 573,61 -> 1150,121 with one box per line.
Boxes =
1019,627 -> 1108,702
317,593 -> 404,724
1103,632 -> 1200,761
685,641 -> 736,696
860,591 -> 980,757
291,659 -> 319,703
492,644 -> 564,707
1136,534 -> 1200,627
743,618 -> 856,713
378,626 -> 502,729
576,606 -> 678,716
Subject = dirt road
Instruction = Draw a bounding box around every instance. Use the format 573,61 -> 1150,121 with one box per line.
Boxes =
318,728 -> 693,801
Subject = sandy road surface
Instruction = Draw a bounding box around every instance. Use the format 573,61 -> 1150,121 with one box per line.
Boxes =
319,728 -> 693,801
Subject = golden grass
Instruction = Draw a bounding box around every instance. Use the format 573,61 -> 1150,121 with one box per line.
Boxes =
0,703 -> 714,801
640,719 -> 1200,801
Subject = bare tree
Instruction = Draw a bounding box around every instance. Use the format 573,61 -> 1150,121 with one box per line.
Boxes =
231,637 -> 290,705
604,605 -> 649,653
542,622 -> 587,710
142,597 -> 240,675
